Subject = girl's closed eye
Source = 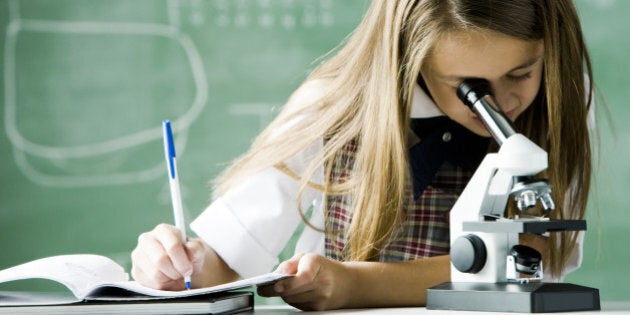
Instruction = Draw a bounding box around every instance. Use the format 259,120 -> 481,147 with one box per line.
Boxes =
507,72 -> 532,81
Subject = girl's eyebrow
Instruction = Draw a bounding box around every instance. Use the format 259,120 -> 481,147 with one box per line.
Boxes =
507,55 -> 544,73
436,55 -> 544,82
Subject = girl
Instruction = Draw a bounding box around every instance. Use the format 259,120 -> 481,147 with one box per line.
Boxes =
131,0 -> 594,311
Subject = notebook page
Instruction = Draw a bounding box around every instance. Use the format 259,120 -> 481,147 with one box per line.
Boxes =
0,254 -> 128,300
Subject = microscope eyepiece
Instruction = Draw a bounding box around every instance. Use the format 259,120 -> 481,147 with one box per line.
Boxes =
457,78 -> 493,108
455,78 -> 515,145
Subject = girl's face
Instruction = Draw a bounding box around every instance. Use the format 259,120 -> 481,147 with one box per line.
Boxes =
420,29 -> 544,137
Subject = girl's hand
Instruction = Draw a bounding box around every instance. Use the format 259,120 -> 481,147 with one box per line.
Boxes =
257,253 -> 353,311
131,223 -> 206,291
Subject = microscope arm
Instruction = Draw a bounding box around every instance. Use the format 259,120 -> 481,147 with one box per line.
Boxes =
450,134 -> 548,230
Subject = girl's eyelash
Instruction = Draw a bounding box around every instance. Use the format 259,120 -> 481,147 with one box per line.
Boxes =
508,72 -> 532,81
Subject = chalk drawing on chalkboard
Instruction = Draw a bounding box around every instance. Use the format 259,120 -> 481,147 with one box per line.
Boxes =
227,102 -> 280,131
3,0 -> 208,187
173,0 -> 335,29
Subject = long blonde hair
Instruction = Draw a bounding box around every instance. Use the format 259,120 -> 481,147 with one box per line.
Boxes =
213,0 -> 593,279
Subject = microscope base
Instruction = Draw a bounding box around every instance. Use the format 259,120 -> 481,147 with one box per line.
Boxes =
427,282 -> 600,313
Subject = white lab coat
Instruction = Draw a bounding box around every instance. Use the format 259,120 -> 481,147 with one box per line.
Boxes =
190,81 -> 588,280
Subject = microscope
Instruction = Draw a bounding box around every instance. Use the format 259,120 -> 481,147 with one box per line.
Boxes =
426,79 -> 600,313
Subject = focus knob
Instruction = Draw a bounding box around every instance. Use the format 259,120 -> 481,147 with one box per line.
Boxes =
451,234 -> 487,273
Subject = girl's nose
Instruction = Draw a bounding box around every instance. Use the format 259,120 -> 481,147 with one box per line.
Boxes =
490,84 -> 519,118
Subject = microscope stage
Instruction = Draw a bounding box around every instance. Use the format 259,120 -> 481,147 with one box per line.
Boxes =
463,219 -> 587,234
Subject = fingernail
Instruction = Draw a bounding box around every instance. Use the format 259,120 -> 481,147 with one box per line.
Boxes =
274,282 -> 284,293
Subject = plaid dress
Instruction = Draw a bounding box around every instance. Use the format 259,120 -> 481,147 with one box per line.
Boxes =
324,139 -> 475,262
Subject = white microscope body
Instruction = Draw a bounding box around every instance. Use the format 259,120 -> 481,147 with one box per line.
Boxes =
449,133 -> 548,283
426,79 -> 599,313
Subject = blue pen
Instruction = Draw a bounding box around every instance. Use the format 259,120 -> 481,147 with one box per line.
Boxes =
162,120 -> 192,290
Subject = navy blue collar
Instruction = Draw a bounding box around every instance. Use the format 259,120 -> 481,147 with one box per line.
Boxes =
409,116 -> 491,199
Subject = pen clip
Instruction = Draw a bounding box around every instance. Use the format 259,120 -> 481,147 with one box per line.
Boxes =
163,120 -> 177,179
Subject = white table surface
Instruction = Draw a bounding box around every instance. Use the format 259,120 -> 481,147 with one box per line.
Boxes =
251,301 -> 630,314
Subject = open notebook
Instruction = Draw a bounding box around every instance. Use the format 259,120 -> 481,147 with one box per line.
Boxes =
0,254 -> 291,314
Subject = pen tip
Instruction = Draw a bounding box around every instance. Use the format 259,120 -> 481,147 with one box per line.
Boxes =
185,281 -> 192,290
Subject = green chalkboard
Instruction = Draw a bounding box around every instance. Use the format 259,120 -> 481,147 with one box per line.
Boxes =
0,0 -> 628,303
0,0 -> 368,298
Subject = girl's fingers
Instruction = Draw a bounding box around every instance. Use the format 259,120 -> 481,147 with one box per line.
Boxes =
131,246 -> 184,290
153,224 -> 193,277
134,231 -> 182,281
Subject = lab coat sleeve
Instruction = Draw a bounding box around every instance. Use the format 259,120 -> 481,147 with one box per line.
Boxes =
191,81 -> 326,279
559,231 -> 585,278
585,73 -> 596,130
190,164 -> 321,279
